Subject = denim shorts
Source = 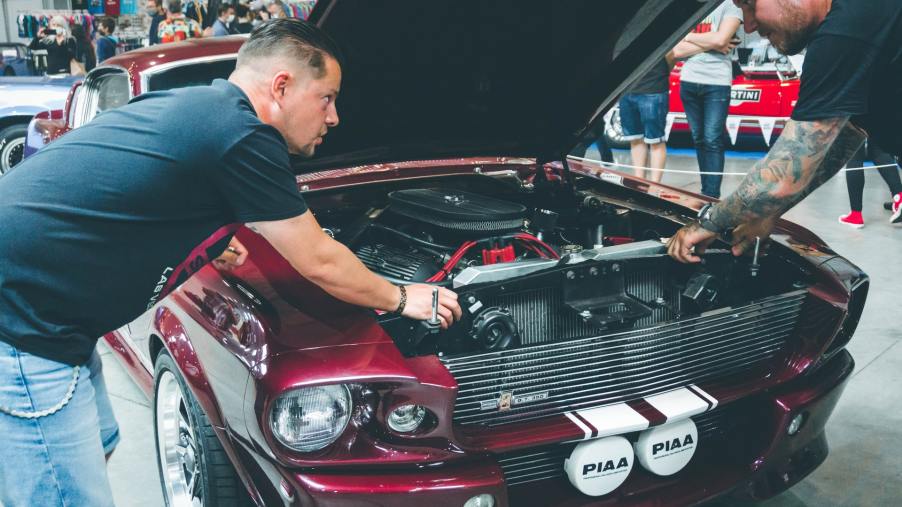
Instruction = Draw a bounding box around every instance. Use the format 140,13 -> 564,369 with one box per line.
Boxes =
619,92 -> 669,144
0,340 -> 119,507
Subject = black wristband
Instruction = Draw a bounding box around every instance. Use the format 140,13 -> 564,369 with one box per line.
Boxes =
394,285 -> 407,314
697,203 -> 727,235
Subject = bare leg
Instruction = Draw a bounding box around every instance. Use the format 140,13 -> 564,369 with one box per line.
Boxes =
630,139 -> 648,179
648,142 -> 667,183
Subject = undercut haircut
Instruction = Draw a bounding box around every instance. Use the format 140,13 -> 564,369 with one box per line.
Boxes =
236,18 -> 344,79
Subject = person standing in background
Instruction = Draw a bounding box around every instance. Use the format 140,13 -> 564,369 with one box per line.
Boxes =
232,3 -> 254,34
28,16 -> 77,75
211,4 -> 234,36
678,1 -> 743,198
838,138 -> 902,228
158,0 -> 204,43
95,18 -> 118,63
70,24 -> 96,74
618,55 -> 673,183
146,0 -> 167,46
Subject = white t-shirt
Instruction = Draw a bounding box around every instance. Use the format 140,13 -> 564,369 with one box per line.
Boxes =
680,1 -> 743,87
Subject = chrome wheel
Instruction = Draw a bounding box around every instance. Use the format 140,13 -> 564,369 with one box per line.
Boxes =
156,370 -> 203,507
0,135 -> 24,175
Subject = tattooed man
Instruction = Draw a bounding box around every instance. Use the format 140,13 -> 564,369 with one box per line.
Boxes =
669,0 -> 902,263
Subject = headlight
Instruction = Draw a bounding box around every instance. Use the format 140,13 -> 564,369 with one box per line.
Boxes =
270,384 -> 352,452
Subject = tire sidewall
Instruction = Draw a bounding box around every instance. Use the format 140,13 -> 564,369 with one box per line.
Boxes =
153,350 -> 210,507
0,124 -> 28,175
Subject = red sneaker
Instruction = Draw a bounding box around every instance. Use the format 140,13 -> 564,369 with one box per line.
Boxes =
839,211 -> 864,229
892,194 -> 902,224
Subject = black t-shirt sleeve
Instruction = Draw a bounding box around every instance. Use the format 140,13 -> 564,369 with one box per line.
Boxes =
214,126 -> 308,223
792,34 -> 879,121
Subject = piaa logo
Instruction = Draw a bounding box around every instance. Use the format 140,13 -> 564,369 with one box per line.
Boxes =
652,433 -> 694,456
582,457 -> 630,476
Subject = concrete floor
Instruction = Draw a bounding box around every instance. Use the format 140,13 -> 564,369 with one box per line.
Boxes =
97,146 -> 902,506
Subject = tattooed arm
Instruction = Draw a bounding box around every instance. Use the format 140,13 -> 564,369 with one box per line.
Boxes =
668,117 -> 866,263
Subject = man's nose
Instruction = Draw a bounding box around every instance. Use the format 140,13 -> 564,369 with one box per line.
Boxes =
326,104 -> 339,127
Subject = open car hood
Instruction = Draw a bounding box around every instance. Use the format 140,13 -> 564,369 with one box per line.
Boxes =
298,0 -> 719,170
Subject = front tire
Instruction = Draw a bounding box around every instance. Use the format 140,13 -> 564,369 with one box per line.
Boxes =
0,123 -> 27,175
153,349 -> 253,507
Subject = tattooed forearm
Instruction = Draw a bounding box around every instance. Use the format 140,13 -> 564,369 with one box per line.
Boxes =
709,118 -> 866,230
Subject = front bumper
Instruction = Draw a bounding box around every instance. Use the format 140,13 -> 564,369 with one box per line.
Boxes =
284,350 -> 853,506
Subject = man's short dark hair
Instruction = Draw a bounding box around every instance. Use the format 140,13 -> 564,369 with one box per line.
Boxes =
168,0 -> 183,14
235,3 -> 249,18
237,18 -> 344,78
99,17 -> 116,34
218,4 -> 231,17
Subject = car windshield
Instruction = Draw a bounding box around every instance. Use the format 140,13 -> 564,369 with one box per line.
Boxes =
146,59 -> 237,92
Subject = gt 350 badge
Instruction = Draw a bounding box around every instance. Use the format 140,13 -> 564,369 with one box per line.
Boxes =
480,390 -> 549,411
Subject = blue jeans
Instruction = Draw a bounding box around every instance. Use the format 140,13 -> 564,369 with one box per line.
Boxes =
680,81 -> 731,198
0,341 -> 119,507
619,92 -> 669,144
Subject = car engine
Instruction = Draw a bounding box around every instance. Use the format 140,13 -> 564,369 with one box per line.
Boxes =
314,183 -> 807,358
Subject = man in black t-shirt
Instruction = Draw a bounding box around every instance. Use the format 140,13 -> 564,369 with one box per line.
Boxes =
0,19 -> 461,506
669,0 -> 902,263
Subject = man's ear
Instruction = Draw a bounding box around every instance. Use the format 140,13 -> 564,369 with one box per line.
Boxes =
270,70 -> 291,103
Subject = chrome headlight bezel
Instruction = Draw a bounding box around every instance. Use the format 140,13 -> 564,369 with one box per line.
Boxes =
269,384 -> 353,453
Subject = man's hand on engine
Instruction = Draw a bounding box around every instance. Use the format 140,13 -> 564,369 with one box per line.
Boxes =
667,222 -> 718,264
401,284 -> 462,329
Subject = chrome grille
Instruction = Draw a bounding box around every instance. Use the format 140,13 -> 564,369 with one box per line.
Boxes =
498,408 -> 732,486
441,290 -> 805,426
485,272 -> 677,346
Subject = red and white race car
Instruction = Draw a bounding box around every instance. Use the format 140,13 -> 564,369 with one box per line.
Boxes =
605,56 -> 801,148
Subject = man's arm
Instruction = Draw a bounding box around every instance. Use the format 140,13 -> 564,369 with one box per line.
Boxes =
668,117 -> 866,262
249,212 -> 462,327
672,16 -> 741,59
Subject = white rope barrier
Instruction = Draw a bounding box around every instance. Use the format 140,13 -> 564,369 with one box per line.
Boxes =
567,155 -> 900,177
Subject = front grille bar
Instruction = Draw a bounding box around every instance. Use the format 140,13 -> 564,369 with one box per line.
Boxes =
442,291 -> 805,427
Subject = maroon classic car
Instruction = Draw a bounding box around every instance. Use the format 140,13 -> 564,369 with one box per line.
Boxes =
31,1 -> 866,506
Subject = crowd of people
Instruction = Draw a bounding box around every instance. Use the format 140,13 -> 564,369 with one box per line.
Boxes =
27,0 -> 306,76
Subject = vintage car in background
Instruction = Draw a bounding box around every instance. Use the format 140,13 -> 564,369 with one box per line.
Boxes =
604,52 -> 801,149
0,74 -> 80,174
0,43 -> 38,77
33,1 -> 865,506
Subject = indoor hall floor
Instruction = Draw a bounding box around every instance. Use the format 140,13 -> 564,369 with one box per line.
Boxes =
97,147 -> 902,507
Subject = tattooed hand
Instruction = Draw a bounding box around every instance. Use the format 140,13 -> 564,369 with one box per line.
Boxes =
669,117 -> 865,264
730,217 -> 776,257
667,222 -> 718,264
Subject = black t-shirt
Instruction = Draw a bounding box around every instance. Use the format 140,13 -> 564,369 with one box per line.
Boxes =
791,0 -> 902,155
627,58 -> 671,95
0,79 -> 308,365
29,36 -> 76,74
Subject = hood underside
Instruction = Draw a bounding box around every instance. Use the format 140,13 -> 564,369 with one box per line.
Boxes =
298,0 -> 719,170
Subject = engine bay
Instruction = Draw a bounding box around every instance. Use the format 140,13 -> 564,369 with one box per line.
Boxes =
308,174 -> 810,358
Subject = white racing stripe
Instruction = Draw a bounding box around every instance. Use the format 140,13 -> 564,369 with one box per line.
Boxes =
688,384 -> 719,410
565,386 -> 720,440
565,412 -> 594,440
645,388 -> 709,422
570,403 -> 649,440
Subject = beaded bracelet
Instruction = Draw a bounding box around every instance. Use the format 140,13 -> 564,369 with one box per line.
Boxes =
394,285 -> 407,314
